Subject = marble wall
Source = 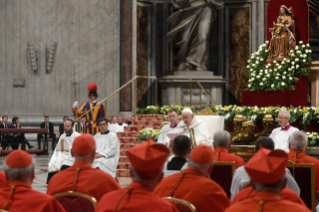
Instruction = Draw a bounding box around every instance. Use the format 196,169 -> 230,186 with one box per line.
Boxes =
0,0 -> 120,116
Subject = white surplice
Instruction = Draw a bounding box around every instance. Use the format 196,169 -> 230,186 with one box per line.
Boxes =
175,117 -> 212,147
157,124 -> 179,147
109,123 -> 127,133
48,131 -> 81,173
230,166 -> 300,200
92,131 -> 120,178
269,126 -> 299,153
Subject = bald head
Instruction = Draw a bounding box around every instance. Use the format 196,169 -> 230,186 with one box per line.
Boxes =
288,131 -> 307,150
213,130 -> 231,148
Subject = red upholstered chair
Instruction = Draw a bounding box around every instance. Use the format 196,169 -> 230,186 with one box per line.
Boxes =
209,161 -> 235,199
163,197 -> 197,212
53,191 -> 97,212
286,161 -> 315,211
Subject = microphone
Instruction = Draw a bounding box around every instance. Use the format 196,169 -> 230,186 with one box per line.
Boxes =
154,125 -> 185,136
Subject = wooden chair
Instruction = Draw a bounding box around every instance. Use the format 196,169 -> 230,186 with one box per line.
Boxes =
209,161 -> 235,199
287,161 -> 315,212
0,210 -> 11,212
163,197 -> 197,212
53,191 -> 97,212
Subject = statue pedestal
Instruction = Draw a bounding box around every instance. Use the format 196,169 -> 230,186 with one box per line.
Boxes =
159,72 -> 227,108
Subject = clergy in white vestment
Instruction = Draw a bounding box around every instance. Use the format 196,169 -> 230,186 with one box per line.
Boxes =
269,110 -> 299,153
175,108 -> 211,148
230,136 -> 300,200
109,116 -> 128,133
157,108 -> 180,147
92,118 -> 120,178
47,119 -> 81,183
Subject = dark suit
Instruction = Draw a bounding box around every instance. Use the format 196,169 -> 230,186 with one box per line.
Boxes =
37,122 -> 56,150
59,123 -> 64,136
167,157 -> 187,171
10,124 -> 32,148
0,123 -> 19,149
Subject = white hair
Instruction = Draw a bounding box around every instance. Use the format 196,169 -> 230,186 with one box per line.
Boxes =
182,108 -> 193,115
188,158 -> 213,170
4,159 -> 35,182
213,130 -> 231,148
288,131 -> 307,149
279,110 -> 290,119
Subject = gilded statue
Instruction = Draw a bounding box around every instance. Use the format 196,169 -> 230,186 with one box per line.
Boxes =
267,5 -> 296,62
167,0 -> 223,71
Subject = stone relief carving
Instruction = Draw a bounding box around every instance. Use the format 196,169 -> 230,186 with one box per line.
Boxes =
182,88 -> 210,108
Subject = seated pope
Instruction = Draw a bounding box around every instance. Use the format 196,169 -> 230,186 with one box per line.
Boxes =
175,108 -> 212,148
269,110 -> 298,152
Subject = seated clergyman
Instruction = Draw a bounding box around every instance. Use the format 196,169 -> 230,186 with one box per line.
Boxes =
176,108 -> 211,148
165,135 -> 191,171
269,110 -> 298,152
92,118 -> 120,178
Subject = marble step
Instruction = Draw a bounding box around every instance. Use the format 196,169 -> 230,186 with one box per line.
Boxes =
117,169 -> 130,177
117,163 -> 131,169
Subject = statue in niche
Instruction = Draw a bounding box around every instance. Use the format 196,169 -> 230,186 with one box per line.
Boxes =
267,5 -> 296,62
167,0 -> 223,72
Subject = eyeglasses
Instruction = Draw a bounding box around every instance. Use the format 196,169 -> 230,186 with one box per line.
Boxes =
99,123 -> 108,126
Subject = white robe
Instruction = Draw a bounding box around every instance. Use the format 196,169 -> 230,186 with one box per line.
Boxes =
230,166 -> 300,200
157,124 -> 179,147
175,117 -> 212,147
269,126 -> 299,153
109,123 -> 127,133
92,132 -> 120,178
48,131 -> 81,173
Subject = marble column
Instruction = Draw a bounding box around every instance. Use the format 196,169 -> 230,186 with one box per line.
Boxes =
308,62 -> 319,106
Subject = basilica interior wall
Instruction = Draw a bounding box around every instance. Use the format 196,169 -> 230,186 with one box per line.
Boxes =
0,0 -> 120,117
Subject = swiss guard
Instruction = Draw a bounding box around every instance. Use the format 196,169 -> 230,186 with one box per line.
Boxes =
73,83 -> 106,135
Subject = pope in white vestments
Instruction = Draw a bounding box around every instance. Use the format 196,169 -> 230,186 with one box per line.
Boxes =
175,108 -> 211,148
47,120 -> 81,183
157,108 -> 180,147
269,110 -> 299,152
92,118 -> 120,178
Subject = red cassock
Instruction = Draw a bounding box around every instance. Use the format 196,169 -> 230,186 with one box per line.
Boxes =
154,168 -> 231,212
95,182 -> 179,212
225,191 -> 311,212
288,149 -> 319,195
47,161 -> 121,201
0,181 -> 65,212
214,147 -> 245,168
0,172 -> 8,188
232,186 -> 306,206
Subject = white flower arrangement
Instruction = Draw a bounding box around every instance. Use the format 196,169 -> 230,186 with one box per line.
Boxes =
299,41 -> 303,44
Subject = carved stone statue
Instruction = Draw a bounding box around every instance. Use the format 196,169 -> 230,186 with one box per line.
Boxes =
167,0 -> 223,72
267,5 -> 296,62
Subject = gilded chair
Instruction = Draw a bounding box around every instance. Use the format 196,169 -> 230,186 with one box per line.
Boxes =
163,197 -> 197,212
209,161 -> 236,199
53,191 -> 97,212
287,161 -> 315,212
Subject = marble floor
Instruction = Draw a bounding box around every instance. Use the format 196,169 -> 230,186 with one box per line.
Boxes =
0,150 -> 132,194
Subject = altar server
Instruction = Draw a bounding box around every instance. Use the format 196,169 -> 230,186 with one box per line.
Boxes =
0,151 -> 65,212
158,108 -> 180,147
225,148 -> 311,212
47,134 -> 120,201
47,119 -> 81,183
269,110 -> 299,152
154,145 -> 231,212
92,118 -> 120,178
73,83 -> 106,135
230,137 -> 300,200
95,138 -> 178,212
213,130 -> 245,168
109,116 -> 127,133
176,108 -> 211,148
288,131 -> 319,195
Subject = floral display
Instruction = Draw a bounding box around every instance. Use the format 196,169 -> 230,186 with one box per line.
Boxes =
141,105 -> 196,115
137,127 -> 160,143
306,132 -> 319,147
246,41 -> 313,92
